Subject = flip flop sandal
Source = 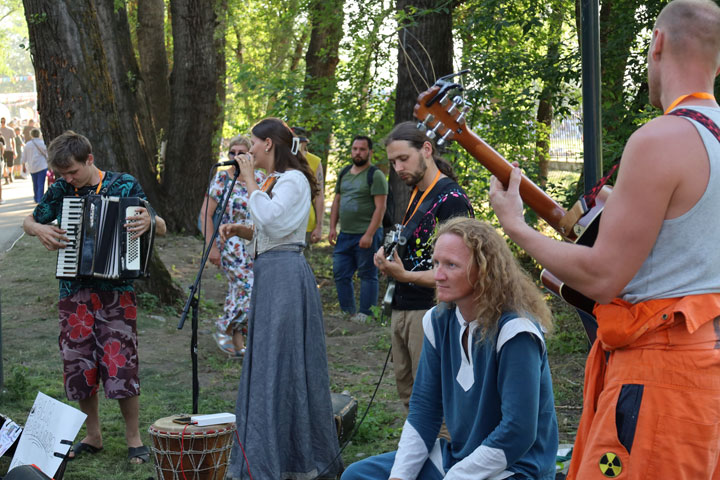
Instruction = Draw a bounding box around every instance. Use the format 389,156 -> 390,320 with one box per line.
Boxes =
128,445 -> 150,464
69,442 -> 103,460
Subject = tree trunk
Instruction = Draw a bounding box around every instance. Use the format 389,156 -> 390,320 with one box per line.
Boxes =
23,0 -> 182,303
137,0 -> 171,135
535,1 -> 565,187
391,0 -> 455,224
301,0 -> 345,162
162,0 -> 227,232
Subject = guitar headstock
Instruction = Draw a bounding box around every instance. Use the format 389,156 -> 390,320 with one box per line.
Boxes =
413,71 -> 471,146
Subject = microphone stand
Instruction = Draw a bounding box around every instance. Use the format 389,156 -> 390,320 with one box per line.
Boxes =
177,165 -> 241,414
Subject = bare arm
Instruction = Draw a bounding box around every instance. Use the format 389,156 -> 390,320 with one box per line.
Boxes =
359,194 -> 386,249
23,214 -> 69,251
310,167 -> 325,243
328,193 -> 341,246
200,195 -> 222,266
490,116 -> 702,303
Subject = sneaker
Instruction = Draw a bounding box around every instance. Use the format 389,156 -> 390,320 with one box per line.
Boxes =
350,313 -> 369,323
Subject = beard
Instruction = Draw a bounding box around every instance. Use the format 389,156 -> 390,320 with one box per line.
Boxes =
400,160 -> 427,187
352,155 -> 370,166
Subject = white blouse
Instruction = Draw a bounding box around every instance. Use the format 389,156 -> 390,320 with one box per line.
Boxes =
248,169 -> 310,256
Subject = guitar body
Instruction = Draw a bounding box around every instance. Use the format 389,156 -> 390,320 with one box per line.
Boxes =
540,186 -> 610,309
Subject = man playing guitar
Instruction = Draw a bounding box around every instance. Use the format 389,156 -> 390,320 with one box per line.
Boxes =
490,1 -> 720,478
374,121 -> 472,415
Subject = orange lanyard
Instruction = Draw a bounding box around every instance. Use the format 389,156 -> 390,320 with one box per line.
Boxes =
402,170 -> 441,226
664,92 -> 716,115
74,170 -> 104,196
260,175 -> 277,192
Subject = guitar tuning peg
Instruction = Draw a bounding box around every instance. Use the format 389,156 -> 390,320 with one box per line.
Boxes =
456,105 -> 471,125
439,94 -> 451,106
437,130 -> 454,146
452,96 -> 464,105
416,114 -> 434,132
426,121 -> 444,140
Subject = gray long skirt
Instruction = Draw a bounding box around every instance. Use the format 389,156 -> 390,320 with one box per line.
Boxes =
228,247 -> 342,479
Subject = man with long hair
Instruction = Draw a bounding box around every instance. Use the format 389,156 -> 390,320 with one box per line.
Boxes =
345,217 -> 558,479
375,121 -> 473,415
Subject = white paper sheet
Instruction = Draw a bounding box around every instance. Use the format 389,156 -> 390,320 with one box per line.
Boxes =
8,392 -> 87,477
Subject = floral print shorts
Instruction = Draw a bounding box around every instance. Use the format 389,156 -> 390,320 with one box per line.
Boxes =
57,289 -> 140,401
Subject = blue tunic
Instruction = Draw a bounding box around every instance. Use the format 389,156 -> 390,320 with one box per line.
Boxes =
342,304 -> 558,479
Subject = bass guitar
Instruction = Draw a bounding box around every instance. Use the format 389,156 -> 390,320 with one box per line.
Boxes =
413,76 -> 608,342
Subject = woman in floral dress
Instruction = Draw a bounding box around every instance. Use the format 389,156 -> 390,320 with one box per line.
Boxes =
201,135 -> 265,356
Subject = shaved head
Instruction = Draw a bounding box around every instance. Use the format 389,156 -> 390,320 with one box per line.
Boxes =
655,0 -> 720,68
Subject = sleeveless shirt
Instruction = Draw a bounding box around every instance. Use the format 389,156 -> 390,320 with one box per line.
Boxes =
621,106 -> 720,303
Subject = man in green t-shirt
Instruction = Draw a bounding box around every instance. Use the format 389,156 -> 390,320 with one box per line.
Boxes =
329,136 -> 388,321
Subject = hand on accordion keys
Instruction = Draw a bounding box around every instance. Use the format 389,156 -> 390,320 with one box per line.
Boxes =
124,207 -> 152,240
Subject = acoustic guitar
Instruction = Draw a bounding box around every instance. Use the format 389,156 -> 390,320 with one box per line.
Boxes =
413,76 -> 609,342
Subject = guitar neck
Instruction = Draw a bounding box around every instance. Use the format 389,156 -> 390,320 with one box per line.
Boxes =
457,127 -> 574,240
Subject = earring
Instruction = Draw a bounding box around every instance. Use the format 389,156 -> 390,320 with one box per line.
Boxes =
264,148 -> 269,152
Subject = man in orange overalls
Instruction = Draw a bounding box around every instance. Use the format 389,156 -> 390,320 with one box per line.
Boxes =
489,1 -> 720,478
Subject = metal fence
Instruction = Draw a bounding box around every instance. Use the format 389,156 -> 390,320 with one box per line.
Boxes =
549,113 -> 583,173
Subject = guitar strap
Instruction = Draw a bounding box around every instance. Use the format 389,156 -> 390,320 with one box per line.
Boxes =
668,108 -> 720,143
582,108 -> 720,209
395,177 -> 454,260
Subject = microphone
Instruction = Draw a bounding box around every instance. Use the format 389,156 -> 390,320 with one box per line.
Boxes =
214,159 -> 239,168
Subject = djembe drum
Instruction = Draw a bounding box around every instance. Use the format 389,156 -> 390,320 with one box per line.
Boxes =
148,415 -> 236,480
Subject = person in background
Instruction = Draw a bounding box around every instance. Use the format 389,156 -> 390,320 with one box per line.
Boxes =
291,126 -> 325,246
23,128 -> 48,203
13,127 -> 26,179
200,134 -> 264,357
329,135 -> 387,322
1,117 -> 16,184
343,217 -> 558,480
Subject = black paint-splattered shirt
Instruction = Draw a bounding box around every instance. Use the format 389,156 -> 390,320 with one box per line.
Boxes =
393,179 -> 474,310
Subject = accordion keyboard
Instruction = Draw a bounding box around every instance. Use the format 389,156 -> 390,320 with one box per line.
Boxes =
56,197 -> 84,278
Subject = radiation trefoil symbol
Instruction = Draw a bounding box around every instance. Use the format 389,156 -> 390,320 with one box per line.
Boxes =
599,452 -> 623,478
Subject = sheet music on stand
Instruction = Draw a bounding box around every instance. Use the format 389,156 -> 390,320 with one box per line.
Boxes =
8,392 -> 86,477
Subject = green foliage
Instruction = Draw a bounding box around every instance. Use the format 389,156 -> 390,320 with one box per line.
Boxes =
0,0 -> 34,90
453,0 -> 582,215
136,291 -> 160,311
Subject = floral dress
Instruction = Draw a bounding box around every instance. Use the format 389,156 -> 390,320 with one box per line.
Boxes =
207,168 -> 265,334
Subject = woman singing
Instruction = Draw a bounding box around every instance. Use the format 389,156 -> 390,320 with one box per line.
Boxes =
220,118 -> 341,480
342,217 -> 558,480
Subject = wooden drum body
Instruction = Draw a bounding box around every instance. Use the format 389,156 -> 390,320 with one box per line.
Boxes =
148,415 -> 236,480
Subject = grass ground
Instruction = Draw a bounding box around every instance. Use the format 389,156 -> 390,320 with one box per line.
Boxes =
0,230 -> 587,479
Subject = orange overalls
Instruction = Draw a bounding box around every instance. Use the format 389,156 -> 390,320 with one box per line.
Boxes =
567,293 -> 720,480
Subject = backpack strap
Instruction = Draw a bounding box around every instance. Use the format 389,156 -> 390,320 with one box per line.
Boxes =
335,164 -> 353,192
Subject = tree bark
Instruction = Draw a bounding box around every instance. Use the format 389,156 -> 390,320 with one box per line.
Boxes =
162,0 -> 227,232
137,0 -> 171,135
23,0 -> 182,303
391,0 -> 455,224
301,0 -> 345,163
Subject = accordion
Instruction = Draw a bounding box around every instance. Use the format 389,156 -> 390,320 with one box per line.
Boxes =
56,195 -> 156,280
